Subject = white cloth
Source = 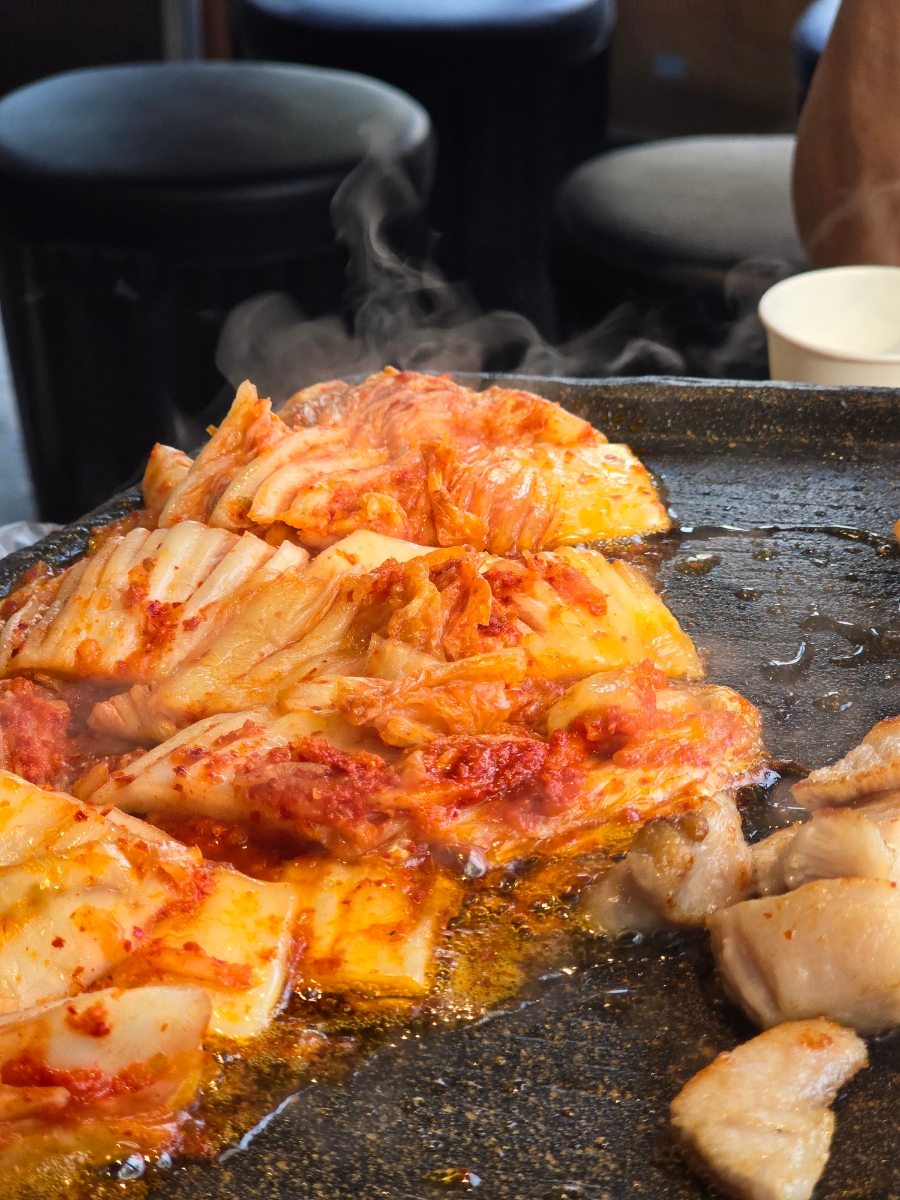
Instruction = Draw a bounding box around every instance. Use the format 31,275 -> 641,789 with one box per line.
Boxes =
0,521 -> 61,559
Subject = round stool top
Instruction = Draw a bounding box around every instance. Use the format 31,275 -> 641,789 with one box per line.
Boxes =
0,62 -> 431,259
556,135 -> 807,291
240,0 -> 616,70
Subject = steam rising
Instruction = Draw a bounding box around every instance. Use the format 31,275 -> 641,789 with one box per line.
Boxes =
216,156 -> 791,403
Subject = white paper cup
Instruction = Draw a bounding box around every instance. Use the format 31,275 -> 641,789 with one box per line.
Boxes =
759,265 -> 900,386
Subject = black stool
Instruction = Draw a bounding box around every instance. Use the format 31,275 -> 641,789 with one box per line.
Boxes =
238,0 -> 617,335
793,0 -> 840,109
0,62 -> 431,521
554,135 -> 808,374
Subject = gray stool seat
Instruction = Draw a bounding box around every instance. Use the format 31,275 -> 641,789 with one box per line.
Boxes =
556,135 -> 808,293
239,0 -> 617,331
0,63 -> 432,520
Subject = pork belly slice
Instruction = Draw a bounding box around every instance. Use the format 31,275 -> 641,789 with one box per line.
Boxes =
93,680 -> 761,866
793,716 -> 900,809
583,793 -> 752,935
752,826 -> 804,897
671,1019 -> 867,1200
0,985 -> 210,1128
0,521 -> 308,685
110,865 -> 298,1039
153,369 -> 669,550
709,877 -> 900,1033
283,857 -> 461,998
0,770 -> 206,1014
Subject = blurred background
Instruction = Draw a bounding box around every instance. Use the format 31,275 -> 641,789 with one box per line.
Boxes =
0,0 -> 811,140
0,0 -> 836,523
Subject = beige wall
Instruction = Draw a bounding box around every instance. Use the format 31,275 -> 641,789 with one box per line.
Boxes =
610,0 -> 812,140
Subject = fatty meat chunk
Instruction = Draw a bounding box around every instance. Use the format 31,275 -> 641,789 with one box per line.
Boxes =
583,793 -> 752,934
709,877 -> 900,1033
793,717 -> 900,808
671,1019 -> 867,1200
751,795 -> 900,896
751,826 -> 799,897
752,809 -> 900,896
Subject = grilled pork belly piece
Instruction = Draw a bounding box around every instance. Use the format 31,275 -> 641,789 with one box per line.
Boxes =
583,792 -> 752,935
671,1019 -> 867,1200
154,370 -> 670,550
709,877 -> 900,1033
752,803 -> 900,896
751,825 -> 802,897
0,770 -> 206,1014
87,542 -> 702,746
793,716 -> 900,809
91,678 -> 762,865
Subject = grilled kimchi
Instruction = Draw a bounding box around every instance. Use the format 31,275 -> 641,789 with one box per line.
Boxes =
0,370 -> 767,1180
155,370 -> 670,550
